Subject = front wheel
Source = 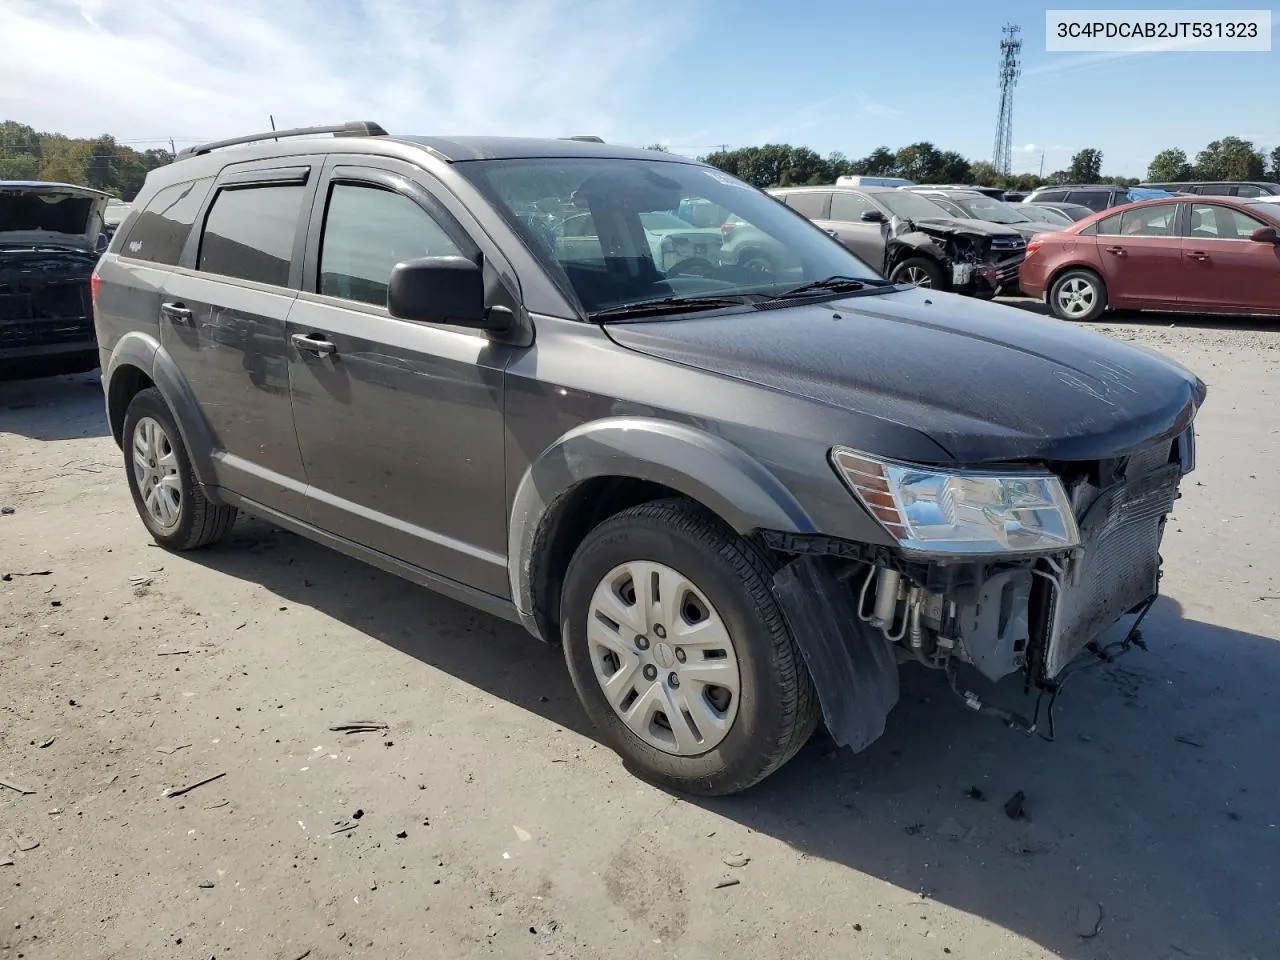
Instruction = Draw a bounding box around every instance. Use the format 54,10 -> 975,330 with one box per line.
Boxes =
561,499 -> 820,796
889,256 -> 946,289
1049,268 -> 1108,322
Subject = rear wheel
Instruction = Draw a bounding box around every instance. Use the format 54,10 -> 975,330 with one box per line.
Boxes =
1049,268 -> 1107,322
889,256 -> 945,289
561,498 -> 820,796
122,388 -> 237,550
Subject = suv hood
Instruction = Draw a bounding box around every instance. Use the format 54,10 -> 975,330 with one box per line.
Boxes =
0,182 -> 109,253
910,217 -> 1022,240
603,289 -> 1204,464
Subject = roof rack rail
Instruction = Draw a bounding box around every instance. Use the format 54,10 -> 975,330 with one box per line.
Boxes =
562,135 -> 604,143
176,121 -> 388,159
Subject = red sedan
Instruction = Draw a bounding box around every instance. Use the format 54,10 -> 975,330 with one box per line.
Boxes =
1019,196 -> 1280,321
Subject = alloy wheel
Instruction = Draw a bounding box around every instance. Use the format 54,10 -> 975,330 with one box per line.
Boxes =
901,265 -> 933,287
586,560 -> 741,755
131,416 -> 182,529
1056,277 -> 1097,318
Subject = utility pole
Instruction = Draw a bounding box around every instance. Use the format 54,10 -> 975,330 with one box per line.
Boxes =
270,115 -> 278,141
1039,150 -> 1045,178
169,138 -> 176,159
992,23 -> 1022,176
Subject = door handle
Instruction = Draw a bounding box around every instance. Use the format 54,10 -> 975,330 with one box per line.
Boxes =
1103,246 -> 1125,255
160,301 -> 193,323
291,333 -> 336,356
1187,251 -> 1209,261
824,229 -> 839,237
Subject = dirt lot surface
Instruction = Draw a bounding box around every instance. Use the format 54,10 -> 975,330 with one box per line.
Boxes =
2,313 -> 1278,960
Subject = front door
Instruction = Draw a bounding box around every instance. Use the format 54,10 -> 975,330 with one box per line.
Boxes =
286,161 -> 514,597
1180,203 -> 1280,312
160,161 -> 316,514
1091,202 -> 1181,309
822,192 -> 887,269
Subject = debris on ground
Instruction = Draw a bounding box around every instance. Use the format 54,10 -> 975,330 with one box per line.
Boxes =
714,878 -> 740,889
197,881 -> 214,889
156,744 -> 192,755
513,825 -> 532,842
162,771 -> 226,798
722,853 -> 750,868
0,506 -> 14,515
2,570 -> 52,581
0,777 -> 34,795
1173,734 -> 1204,748
0,857 -> 14,867
965,786 -> 986,801
38,736 -> 55,748
352,809 -> 364,820
15,836 -> 39,852
328,722 -> 389,734
937,816 -> 969,840
157,649 -> 192,656
1004,790 -> 1028,821
1075,900 -> 1103,938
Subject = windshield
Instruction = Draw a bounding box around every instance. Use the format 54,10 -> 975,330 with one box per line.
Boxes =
459,158 -> 881,315
873,190 -> 954,221
1023,205 -> 1071,226
953,195 -> 1031,224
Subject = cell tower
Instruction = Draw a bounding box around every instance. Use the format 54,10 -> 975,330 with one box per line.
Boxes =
992,23 -> 1022,175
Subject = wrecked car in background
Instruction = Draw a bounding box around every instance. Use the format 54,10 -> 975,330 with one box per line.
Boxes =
769,185 -> 1027,297
2,180 -> 109,377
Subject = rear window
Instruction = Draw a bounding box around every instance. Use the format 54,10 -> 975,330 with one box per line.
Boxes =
197,185 -> 306,286
1066,191 -> 1111,211
119,178 -> 213,265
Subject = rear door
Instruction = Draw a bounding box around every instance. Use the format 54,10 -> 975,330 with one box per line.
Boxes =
1092,202 -> 1182,309
1181,202 -> 1280,312
823,192 -> 886,267
160,160 -> 316,515
285,158 -> 515,597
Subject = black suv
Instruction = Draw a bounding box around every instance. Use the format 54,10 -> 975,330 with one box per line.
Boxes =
93,123 -> 1206,795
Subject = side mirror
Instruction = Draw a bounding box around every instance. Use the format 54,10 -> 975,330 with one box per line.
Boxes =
96,232 -> 109,253
860,210 -> 886,223
1248,226 -> 1279,243
388,256 -> 506,330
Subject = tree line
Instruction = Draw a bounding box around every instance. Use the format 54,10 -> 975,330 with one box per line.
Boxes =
0,121 -> 173,200
690,138 -> 1280,191
4,118 -> 1276,200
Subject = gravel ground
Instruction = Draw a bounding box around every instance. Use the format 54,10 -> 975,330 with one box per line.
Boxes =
2,311 -> 1278,960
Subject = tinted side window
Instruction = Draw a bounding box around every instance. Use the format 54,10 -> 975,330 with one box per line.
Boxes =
197,185 -> 305,286
319,183 -> 464,306
1035,190 -> 1068,202
1118,204 -> 1176,236
1234,184 -> 1263,198
785,192 -> 828,219
1068,191 -> 1111,211
829,192 -> 875,221
119,178 -> 213,265
1198,184 -> 1235,196
1188,203 -> 1266,239
1095,213 -> 1123,235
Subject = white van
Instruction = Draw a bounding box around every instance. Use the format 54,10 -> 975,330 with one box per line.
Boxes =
835,175 -> 915,188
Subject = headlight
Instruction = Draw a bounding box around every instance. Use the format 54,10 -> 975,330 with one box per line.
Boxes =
831,447 -> 1080,556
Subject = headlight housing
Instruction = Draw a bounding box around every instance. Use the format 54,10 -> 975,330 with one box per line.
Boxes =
831,447 -> 1080,556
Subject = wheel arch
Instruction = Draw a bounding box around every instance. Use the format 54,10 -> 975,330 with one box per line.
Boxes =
508,418 -> 817,643
104,332 -> 219,488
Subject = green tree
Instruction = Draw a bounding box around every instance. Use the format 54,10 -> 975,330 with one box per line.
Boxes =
1068,148 -> 1103,183
1146,148 -> 1192,182
644,143 -> 669,152
850,146 -> 896,177
967,161 -> 1000,186
1195,137 -> 1264,181
0,121 -> 43,180
1269,146 -> 1280,179
894,142 -> 944,182
935,150 -> 971,183
38,138 -> 90,185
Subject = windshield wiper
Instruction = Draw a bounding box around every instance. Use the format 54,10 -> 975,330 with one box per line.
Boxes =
590,294 -> 759,321
764,275 -> 887,301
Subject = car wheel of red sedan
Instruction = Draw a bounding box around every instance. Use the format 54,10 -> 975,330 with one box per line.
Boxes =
1049,269 -> 1108,322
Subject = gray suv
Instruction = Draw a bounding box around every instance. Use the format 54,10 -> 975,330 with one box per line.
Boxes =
93,122 -> 1206,795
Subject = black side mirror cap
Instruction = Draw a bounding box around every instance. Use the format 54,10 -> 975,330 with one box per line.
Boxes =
1248,226 -> 1279,243
387,256 -> 508,330
860,210 -> 886,223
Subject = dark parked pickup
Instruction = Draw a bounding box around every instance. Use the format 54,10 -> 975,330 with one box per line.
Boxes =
93,123 -> 1206,795
2,180 -> 109,377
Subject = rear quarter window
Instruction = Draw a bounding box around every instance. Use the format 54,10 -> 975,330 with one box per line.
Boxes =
117,178 -> 213,265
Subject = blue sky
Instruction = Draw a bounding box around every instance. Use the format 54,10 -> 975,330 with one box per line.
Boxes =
2,0 -> 1276,178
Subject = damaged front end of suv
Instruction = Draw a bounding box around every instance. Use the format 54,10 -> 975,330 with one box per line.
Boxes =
884,216 -> 1026,298
768,422 -> 1199,752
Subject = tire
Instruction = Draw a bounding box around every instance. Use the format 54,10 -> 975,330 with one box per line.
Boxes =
889,256 -> 946,289
738,248 -> 777,275
1048,268 -> 1108,322
121,387 -> 237,550
560,498 -> 820,796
